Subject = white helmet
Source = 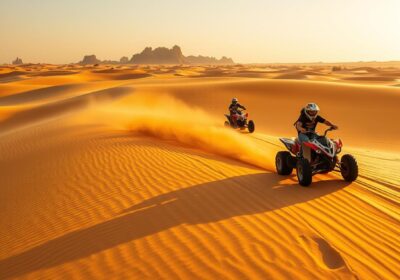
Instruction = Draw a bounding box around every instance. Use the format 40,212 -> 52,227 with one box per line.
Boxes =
232,97 -> 238,104
304,103 -> 320,120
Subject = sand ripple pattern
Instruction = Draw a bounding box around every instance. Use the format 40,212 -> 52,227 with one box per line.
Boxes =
1,66 -> 399,279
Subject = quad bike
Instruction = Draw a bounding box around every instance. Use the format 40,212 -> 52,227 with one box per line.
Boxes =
276,127 -> 358,186
224,109 -> 255,133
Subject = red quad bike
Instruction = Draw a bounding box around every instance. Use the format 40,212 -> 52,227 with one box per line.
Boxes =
275,127 -> 358,186
224,109 -> 255,133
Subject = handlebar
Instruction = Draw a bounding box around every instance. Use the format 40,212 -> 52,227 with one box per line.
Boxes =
323,127 -> 337,137
304,127 -> 337,137
232,109 -> 247,114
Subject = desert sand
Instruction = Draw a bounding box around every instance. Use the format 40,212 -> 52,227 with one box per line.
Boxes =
0,63 -> 399,279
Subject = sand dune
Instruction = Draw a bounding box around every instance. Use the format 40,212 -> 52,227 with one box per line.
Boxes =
274,72 -> 307,79
0,84 -> 86,105
152,78 -> 400,151
0,63 -> 399,279
31,70 -> 79,77
341,76 -> 397,82
0,86 -> 132,134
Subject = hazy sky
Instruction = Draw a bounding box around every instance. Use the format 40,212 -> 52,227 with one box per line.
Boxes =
1,0 -> 399,64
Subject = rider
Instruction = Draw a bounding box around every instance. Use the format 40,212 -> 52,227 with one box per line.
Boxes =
295,103 -> 338,155
229,98 -> 246,127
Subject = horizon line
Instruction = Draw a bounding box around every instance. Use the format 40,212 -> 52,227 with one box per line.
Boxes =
3,59 -> 400,66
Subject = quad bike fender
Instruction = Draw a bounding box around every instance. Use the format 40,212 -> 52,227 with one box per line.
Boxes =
333,138 -> 343,153
279,138 -> 300,155
303,141 -> 319,151
335,139 -> 343,148
224,114 -> 233,124
304,140 -> 337,158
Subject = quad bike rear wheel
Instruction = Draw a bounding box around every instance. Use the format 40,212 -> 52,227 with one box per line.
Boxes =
276,151 -> 293,175
297,158 -> 312,186
340,154 -> 358,182
247,120 -> 255,133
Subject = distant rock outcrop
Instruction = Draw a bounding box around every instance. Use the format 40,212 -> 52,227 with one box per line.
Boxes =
80,55 -> 101,65
102,60 -> 119,64
185,55 -> 234,65
130,45 -> 185,64
129,46 -> 234,64
120,56 -> 129,64
12,57 -> 23,65
78,46 -> 234,65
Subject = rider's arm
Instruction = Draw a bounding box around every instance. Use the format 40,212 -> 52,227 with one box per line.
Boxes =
296,121 -> 307,133
324,120 -> 338,129
238,104 -> 246,110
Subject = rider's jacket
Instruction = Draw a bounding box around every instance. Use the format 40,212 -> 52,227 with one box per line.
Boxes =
229,103 -> 246,114
296,109 -> 325,133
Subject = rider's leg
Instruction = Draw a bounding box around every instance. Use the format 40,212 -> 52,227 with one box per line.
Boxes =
231,114 -> 238,128
238,115 -> 246,129
303,145 -> 311,162
298,133 -> 311,162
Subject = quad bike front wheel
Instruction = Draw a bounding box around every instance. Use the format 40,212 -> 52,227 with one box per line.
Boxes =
297,158 -> 312,186
340,154 -> 358,182
276,151 -> 293,175
247,120 -> 255,133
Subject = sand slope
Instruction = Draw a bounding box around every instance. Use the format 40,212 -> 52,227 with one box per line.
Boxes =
0,64 -> 399,279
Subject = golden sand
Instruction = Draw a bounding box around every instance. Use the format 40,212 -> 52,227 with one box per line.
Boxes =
0,63 -> 399,279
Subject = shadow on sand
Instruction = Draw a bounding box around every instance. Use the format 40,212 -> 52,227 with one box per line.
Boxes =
0,172 -> 350,278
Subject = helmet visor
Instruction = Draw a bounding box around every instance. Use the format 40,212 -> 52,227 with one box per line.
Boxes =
307,110 -> 318,117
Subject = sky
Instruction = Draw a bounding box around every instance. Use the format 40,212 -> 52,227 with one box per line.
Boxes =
1,0 -> 399,64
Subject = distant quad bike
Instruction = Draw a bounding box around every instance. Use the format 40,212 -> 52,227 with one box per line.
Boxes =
224,109 -> 255,133
276,127 -> 358,186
